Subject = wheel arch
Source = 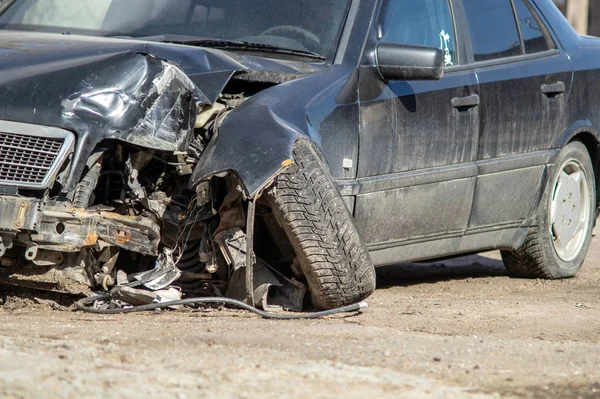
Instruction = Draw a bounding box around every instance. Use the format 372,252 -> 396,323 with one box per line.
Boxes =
567,132 -> 600,208
554,120 -> 600,208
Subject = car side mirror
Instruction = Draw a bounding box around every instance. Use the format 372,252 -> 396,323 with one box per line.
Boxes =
376,42 -> 445,81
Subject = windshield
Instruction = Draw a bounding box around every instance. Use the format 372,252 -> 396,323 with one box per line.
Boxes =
0,0 -> 351,58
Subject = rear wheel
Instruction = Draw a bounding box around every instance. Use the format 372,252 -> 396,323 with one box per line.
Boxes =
501,141 -> 596,278
265,141 -> 376,309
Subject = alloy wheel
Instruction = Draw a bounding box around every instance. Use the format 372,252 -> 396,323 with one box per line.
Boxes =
549,159 -> 591,262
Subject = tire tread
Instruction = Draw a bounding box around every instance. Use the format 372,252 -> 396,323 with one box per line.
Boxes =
501,227 -> 553,279
266,142 -> 376,309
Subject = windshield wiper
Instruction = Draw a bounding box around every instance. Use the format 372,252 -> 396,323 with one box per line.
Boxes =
174,39 -> 326,60
133,35 -> 326,61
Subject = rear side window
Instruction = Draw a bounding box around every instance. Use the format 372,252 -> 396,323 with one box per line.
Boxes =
462,0 -> 522,62
382,0 -> 457,66
513,0 -> 555,54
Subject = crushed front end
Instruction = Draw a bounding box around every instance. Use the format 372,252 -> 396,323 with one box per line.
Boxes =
0,54 -> 209,297
0,51 -> 307,312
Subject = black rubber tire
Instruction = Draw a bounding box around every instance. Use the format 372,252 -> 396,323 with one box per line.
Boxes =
501,141 -> 596,279
265,141 -> 376,310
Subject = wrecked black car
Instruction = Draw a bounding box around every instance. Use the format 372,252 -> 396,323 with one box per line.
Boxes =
0,0 -> 599,313
0,0 -> 376,311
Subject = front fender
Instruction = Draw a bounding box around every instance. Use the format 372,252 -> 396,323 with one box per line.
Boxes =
190,103 -> 305,197
189,66 -> 357,197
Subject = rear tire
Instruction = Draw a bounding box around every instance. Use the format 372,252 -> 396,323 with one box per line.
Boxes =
501,141 -> 596,279
265,141 -> 376,309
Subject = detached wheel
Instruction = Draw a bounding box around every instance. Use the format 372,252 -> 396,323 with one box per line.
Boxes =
501,141 -> 596,278
265,141 -> 376,309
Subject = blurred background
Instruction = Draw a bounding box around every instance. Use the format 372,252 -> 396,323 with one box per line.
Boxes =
555,0 -> 600,36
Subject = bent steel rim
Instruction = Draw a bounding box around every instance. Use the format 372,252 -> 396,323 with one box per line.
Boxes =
549,159 -> 591,262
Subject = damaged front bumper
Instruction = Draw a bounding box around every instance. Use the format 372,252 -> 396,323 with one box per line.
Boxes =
30,207 -> 161,256
0,197 -> 162,293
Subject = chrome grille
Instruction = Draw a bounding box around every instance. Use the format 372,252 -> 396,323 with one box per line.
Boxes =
0,123 -> 75,189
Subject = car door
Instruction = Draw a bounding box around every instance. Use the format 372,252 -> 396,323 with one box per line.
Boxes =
352,0 -> 481,265
460,0 -> 573,231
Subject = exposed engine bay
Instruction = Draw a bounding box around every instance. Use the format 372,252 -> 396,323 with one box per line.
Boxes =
0,59 -> 309,313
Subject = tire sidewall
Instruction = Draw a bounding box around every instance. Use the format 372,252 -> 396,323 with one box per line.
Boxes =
538,142 -> 596,278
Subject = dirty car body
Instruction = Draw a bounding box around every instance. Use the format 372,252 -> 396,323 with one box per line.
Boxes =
0,0 -> 598,309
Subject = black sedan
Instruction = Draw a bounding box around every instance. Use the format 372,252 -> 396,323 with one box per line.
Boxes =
0,0 -> 596,311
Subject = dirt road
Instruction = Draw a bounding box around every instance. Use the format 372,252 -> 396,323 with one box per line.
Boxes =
1,237 -> 600,398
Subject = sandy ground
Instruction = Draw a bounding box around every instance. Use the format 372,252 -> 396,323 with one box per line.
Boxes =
1,237 -> 600,398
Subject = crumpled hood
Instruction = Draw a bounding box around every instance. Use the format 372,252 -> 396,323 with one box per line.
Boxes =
0,30 -> 325,191
0,31 -> 325,103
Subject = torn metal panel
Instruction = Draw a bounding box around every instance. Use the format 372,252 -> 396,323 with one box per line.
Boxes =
61,54 -> 201,191
0,49 -> 201,193
133,249 -> 181,291
188,70 -> 236,104
0,27 -> 352,310
111,286 -> 157,306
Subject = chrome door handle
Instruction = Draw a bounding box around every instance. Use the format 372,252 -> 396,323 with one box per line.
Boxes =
452,94 -> 480,109
541,81 -> 565,95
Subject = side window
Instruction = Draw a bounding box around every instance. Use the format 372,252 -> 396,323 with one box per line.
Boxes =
513,0 -> 555,54
382,0 -> 457,67
462,0 -> 522,62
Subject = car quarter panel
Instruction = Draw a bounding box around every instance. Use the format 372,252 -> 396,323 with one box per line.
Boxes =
534,0 -> 600,146
564,43 -> 600,143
